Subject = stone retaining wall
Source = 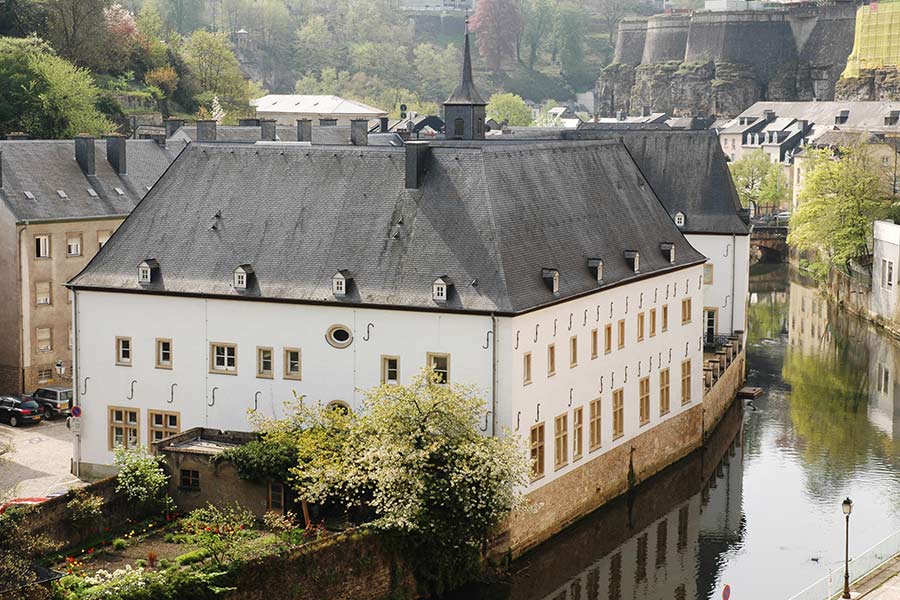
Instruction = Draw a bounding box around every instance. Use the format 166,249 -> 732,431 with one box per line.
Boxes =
503,346 -> 745,558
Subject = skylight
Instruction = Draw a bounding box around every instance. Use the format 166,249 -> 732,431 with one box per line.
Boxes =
23,191 -> 34,200
114,187 -> 125,196
87,188 -> 98,198
56,190 -> 67,199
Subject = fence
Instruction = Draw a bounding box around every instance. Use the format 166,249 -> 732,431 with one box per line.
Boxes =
787,529 -> 900,600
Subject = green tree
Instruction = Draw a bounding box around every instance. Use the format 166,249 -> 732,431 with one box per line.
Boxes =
0,36 -> 114,138
788,145 -> 888,276
184,30 -> 249,110
147,0 -> 203,34
43,0 -> 110,71
521,0 -> 556,70
413,43 -> 458,102
0,0 -> 46,37
487,92 -> 533,126
730,149 -> 780,210
114,445 -> 170,512
293,15 -> 336,76
555,1 -> 590,89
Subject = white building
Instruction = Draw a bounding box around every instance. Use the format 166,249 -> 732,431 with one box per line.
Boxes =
871,220 -> 900,321
68,138 -> 707,491
250,94 -> 388,127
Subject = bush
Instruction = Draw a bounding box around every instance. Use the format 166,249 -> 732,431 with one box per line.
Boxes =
111,538 -> 127,551
67,490 -> 104,530
174,548 -> 208,566
181,503 -> 255,566
114,446 -> 170,512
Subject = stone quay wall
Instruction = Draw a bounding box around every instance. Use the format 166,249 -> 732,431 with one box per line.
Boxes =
503,345 -> 745,558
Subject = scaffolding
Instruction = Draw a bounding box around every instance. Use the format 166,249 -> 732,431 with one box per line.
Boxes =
842,1 -> 900,78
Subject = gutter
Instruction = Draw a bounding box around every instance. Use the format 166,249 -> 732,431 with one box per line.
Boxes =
731,233 -> 737,332
66,260 -> 707,319
491,314 -> 498,437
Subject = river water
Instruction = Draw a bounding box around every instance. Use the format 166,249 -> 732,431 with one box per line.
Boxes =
459,264 -> 900,600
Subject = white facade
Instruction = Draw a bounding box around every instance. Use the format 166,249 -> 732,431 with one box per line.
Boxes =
686,233 -> 750,337
73,264 -> 705,489
871,220 -> 900,321
250,95 -> 387,127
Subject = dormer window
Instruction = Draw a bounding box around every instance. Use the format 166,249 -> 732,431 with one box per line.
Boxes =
433,277 -> 452,303
542,268 -> 560,294
333,270 -> 352,297
588,258 -> 603,283
138,259 -> 158,284
660,242 -> 675,264
674,212 -> 685,227
233,264 -> 253,290
624,251 -> 640,274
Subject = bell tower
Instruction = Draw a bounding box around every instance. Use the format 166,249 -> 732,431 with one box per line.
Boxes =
443,21 -> 487,141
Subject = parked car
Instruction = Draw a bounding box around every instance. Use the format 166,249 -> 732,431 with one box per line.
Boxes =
0,395 -> 43,426
30,386 -> 73,419
0,497 -> 49,514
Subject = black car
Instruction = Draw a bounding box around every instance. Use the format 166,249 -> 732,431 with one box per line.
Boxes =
30,386 -> 73,419
0,396 -> 43,427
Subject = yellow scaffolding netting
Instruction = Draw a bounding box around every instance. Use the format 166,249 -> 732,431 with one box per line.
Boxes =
842,1 -> 900,79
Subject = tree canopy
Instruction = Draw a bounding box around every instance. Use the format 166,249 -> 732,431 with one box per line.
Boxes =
487,92 -> 533,126
788,145 -> 889,278
0,36 -> 114,138
729,149 -> 790,211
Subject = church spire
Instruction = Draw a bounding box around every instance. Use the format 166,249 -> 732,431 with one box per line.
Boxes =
444,20 -> 486,107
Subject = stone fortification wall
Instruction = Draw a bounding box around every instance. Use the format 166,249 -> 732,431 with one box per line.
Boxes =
642,15 -> 692,63
684,12 -> 797,82
599,5 -> 856,118
614,18 -> 649,66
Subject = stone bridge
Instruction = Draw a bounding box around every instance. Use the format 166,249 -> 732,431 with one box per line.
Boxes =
751,225 -> 789,262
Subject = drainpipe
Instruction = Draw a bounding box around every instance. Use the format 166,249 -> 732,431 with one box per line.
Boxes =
491,314 -> 498,437
16,223 -> 27,392
731,233 -> 737,334
73,289 -> 81,478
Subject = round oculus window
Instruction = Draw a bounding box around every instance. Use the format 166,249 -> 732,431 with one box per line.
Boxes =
326,325 -> 353,348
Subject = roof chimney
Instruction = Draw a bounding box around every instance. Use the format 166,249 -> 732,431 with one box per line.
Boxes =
164,118 -> 185,139
75,135 -> 96,175
260,119 -> 277,141
239,118 -> 261,127
297,119 -> 312,142
763,109 -> 776,123
350,119 -> 368,146
105,134 -> 127,174
405,141 -> 430,190
641,105 -> 651,117
380,117 -> 389,133
196,120 -> 217,142
319,118 -> 337,127
617,110 -> 626,121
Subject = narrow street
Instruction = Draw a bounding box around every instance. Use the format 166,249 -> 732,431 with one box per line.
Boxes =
0,418 -> 83,500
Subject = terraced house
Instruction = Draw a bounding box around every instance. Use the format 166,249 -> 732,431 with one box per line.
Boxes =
0,136 -> 184,392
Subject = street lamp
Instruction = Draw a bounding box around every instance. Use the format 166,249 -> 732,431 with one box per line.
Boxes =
55,360 -> 65,378
842,497 -> 853,599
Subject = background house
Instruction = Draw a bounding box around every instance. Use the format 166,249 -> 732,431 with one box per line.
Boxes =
250,94 -> 388,127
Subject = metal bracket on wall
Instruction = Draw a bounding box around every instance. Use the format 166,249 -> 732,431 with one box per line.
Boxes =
363,323 -> 374,341
80,377 -> 89,396
480,411 -> 493,432
209,387 -> 218,407
516,411 -> 521,431
126,380 -> 136,401
568,388 -> 574,407
482,330 -> 493,349
568,313 -> 573,331
515,331 -> 520,350
534,324 -> 539,342
535,403 -> 541,422
169,383 -> 177,404
254,391 -> 261,411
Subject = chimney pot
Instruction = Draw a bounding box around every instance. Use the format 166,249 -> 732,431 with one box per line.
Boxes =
380,117 -> 389,133
105,134 -> 127,175
296,119 -> 312,142
642,105 -> 651,117
260,119 -> 277,141
350,119 -> 369,146
164,118 -> 185,139
75,135 -> 96,176
405,142 -> 430,190
196,120 -> 217,142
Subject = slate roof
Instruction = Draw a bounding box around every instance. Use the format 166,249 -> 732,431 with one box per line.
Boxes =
726,101 -> 900,140
69,141 -> 705,315
561,129 -> 749,236
171,125 -> 400,146
0,139 -> 185,222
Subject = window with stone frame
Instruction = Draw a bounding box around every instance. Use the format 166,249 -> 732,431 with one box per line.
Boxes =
109,406 -> 139,450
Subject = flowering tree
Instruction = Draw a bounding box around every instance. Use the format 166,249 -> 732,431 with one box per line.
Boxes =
470,0 -> 522,73
114,446 -> 170,512
270,370 -> 530,592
